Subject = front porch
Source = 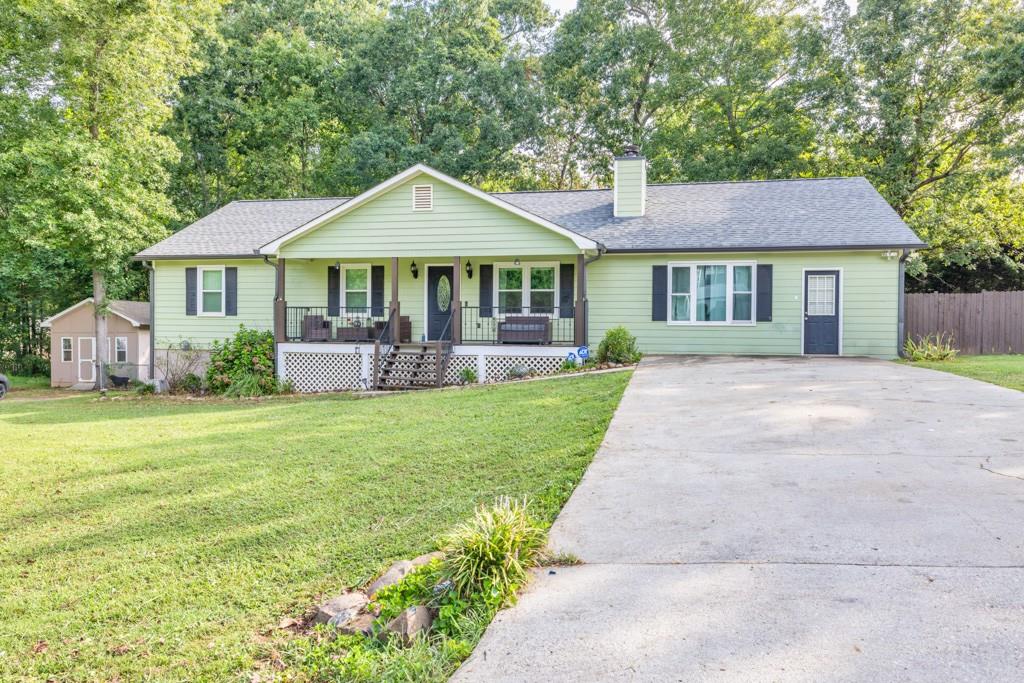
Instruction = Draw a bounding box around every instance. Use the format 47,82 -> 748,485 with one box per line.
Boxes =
270,254 -> 589,391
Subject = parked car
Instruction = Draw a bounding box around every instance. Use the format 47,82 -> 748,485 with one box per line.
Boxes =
0,374 -> 8,399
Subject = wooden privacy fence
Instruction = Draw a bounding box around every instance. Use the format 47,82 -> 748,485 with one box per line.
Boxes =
905,291 -> 1024,355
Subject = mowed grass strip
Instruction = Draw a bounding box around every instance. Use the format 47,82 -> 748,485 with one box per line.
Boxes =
0,372 -> 630,681
908,354 -> 1024,392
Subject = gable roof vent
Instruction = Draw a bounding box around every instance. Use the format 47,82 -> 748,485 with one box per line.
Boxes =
412,184 -> 433,211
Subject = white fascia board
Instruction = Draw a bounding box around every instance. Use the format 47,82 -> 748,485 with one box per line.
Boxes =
258,163 -> 598,255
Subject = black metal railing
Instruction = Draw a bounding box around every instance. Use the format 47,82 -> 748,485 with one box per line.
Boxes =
372,308 -> 398,389
286,306 -> 389,342
460,304 -> 577,345
436,310 -> 455,386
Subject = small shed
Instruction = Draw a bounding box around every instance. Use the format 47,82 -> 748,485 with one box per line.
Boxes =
41,299 -> 151,388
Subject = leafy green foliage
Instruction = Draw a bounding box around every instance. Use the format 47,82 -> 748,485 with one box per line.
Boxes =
904,333 -> 960,362
442,497 -> 547,603
906,354 -> 1024,392
205,326 -> 278,395
458,366 -> 478,384
596,326 -> 642,364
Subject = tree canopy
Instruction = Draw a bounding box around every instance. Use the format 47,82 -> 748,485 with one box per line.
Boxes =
2,0 -> 1023,372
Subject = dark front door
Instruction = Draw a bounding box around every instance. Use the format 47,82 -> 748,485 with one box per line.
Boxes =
804,270 -> 840,354
427,266 -> 455,340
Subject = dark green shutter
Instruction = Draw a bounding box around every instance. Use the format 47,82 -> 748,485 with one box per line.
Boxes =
327,266 -> 340,316
756,264 -> 773,322
371,265 -> 385,316
651,265 -> 667,321
225,267 -> 237,316
185,267 -> 197,316
479,264 -> 493,317
559,263 -> 574,318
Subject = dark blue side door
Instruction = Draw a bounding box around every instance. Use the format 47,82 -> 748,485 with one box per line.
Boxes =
804,270 -> 840,355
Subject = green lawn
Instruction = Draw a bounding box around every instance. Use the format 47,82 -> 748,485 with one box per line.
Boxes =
907,354 -> 1024,391
0,372 -> 630,681
5,374 -> 52,390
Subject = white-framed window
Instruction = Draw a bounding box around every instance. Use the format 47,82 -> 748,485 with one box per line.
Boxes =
412,184 -> 433,211
339,265 -> 370,310
668,261 -> 756,325
494,262 -> 560,314
61,336 -> 73,362
115,336 -> 128,364
198,266 -> 225,316
806,274 -> 836,315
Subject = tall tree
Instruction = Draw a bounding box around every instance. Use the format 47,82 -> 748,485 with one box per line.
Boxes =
0,0 -> 219,385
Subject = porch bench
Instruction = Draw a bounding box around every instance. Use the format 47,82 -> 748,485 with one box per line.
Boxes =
335,325 -> 376,342
497,316 -> 551,344
374,316 -> 412,344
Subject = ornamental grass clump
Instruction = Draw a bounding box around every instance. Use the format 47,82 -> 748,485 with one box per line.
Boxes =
441,497 -> 547,604
904,332 -> 959,361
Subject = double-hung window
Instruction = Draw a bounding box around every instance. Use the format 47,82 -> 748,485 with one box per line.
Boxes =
198,266 -> 225,316
61,337 -> 73,362
114,337 -> 128,364
495,263 -> 558,314
340,266 -> 370,310
668,262 -> 755,325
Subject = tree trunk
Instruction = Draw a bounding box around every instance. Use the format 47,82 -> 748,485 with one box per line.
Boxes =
93,270 -> 108,390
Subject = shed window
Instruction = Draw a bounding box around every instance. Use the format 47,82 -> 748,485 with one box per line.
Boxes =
61,337 -> 73,362
115,336 -> 128,364
668,262 -> 756,325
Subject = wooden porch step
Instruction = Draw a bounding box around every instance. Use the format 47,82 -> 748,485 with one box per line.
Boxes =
383,357 -> 437,367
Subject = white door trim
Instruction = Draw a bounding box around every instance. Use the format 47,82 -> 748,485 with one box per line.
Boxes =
423,263 -> 455,341
800,267 -> 843,356
78,336 -> 96,383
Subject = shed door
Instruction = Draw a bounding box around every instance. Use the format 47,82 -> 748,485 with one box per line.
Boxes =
78,337 -> 96,383
803,271 -> 840,355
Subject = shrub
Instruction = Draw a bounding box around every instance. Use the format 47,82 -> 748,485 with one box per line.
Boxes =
458,366 -> 478,384
1,354 -> 49,377
179,373 -> 203,394
205,326 -> 278,395
134,382 -> 155,396
559,358 -> 579,373
157,342 -> 205,393
904,333 -> 959,362
596,326 -> 642,364
441,497 -> 547,604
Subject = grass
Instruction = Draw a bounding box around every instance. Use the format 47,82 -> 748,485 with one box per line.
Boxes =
906,354 -> 1024,391
5,374 -> 52,390
0,372 -> 630,681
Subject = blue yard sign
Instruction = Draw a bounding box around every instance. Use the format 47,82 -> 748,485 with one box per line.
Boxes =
566,352 -> 577,363
577,345 -> 590,360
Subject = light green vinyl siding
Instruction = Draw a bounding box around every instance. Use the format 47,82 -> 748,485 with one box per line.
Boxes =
279,174 -> 579,258
587,251 -> 899,358
153,259 -> 274,348
614,159 -> 645,216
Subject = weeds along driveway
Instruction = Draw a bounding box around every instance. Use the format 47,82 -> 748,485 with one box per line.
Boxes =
455,356 -> 1024,682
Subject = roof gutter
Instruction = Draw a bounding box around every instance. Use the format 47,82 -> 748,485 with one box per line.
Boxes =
603,243 -> 927,254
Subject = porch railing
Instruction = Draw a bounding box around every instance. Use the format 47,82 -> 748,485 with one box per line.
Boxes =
460,304 -> 579,345
286,306 -> 389,343
372,308 -> 398,389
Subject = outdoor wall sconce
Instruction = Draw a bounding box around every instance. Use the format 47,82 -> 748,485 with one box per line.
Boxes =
465,260 -> 473,279
513,257 -> 521,266
410,261 -> 419,279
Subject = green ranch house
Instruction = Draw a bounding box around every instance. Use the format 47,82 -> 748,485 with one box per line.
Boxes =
135,148 -> 924,392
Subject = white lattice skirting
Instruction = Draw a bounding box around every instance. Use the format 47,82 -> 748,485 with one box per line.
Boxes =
277,343 -> 578,393
283,352 -> 365,392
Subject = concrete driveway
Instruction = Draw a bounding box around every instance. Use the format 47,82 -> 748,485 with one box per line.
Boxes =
455,356 -> 1024,682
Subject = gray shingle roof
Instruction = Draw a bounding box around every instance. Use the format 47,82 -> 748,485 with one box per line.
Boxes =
108,300 -> 151,326
136,177 -> 922,258
496,177 -> 923,251
136,198 -> 349,258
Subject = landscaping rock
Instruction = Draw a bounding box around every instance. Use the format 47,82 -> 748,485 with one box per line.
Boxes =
366,560 -> 413,598
331,611 -> 376,637
410,551 -> 444,567
382,605 -> 433,646
312,591 -> 368,626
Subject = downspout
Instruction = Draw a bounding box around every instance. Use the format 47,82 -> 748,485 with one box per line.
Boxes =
581,245 -> 606,347
144,261 -> 156,384
897,249 -> 910,358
